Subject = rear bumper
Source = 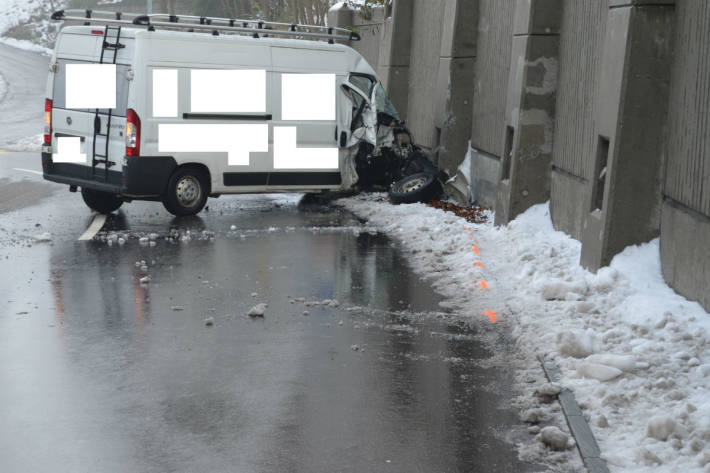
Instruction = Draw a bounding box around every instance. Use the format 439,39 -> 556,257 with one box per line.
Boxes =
41,153 -> 177,197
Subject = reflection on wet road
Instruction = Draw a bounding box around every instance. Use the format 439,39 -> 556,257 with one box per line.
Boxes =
0,189 -> 538,472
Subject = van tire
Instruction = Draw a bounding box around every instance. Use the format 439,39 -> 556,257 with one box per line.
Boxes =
162,166 -> 209,217
81,188 -> 123,214
389,172 -> 441,205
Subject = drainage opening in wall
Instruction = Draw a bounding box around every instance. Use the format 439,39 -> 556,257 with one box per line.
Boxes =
502,126 -> 514,181
592,135 -> 610,212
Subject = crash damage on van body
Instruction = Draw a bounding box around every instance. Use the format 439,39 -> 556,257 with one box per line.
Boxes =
41,17 -> 441,217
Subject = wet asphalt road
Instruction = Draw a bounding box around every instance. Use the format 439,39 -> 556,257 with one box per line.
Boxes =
0,44 -> 542,472
0,153 -> 540,473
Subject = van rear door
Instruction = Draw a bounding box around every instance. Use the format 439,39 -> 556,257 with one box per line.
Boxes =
50,29 -> 132,180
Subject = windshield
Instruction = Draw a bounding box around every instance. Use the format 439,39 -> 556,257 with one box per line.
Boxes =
374,83 -> 401,124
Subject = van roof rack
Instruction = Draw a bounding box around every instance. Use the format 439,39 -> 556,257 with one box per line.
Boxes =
50,9 -> 360,43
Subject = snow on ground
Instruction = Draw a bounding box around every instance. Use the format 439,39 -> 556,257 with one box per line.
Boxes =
0,0 -> 42,34
0,36 -> 52,55
0,0 -> 66,51
337,193 -> 710,472
3,133 -> 42,152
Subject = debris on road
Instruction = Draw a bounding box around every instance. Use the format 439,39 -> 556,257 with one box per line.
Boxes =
139,276 -> 151,284
248,303 -> 267,317
171,306 -> 184,311
204,316 -> 215,326
428,200 -> 487,223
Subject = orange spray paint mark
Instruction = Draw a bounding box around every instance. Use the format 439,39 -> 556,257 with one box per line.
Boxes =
472,245 -> 480,255
478,280 -> 488,290
474,262 -> 485,269
483,310 -> 497,323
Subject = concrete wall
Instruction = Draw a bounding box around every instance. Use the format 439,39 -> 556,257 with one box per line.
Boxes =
550,0 -> 607,239
407,0 -> 447,150
330,0 -> 710,312
470,0 -> 516,159
661,1 -> 710,311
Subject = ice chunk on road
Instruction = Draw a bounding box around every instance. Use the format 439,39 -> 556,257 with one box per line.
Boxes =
584,354 -> 637,372
248,303 -> 267,317
646,416 -> 676,441
534,383 -> 562,403
539,426 -> 569,451
557,329 -> 597,358
32,232 -> 52,242
204,316 -> 215,326
577,361 -> 623,382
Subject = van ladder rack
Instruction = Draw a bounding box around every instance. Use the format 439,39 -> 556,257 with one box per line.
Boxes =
91,24 -> 122,181
50,9 -> 360,43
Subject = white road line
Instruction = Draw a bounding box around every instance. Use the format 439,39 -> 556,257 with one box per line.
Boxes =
78,214 -> 107,241
13,167 -> 43,176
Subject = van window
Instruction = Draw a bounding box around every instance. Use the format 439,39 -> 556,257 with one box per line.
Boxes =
348,74 -> 374,98
53,59 -> 130,117
374,83 -> 401,124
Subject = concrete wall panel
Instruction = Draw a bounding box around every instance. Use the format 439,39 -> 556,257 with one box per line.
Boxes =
661,200 -> 710,312
552,0 -> 607,181
665,1 -> 710,218
470,0 -> 516,158
406,0 -> 447,150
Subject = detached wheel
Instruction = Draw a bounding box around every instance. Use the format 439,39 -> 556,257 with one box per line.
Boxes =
162,167 -> 209,217
81,188 -> 123,214
389,172 -> 441,205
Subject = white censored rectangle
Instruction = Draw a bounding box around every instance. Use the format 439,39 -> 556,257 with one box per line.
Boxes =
53,136 -> 87,163
273,126 -> 338,169
159,124 -> 268,166
66,64 -> 116,109
281,74 -> 335,121
153,69 -> 178,117
191,69 -> 266,113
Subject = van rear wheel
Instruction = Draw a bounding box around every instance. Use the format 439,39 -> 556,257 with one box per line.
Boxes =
81,188 -> 123,214
162,167 -> 209,217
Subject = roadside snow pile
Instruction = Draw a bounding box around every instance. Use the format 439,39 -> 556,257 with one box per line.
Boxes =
337,193 -> 710,472
0,0 -> 66,51
3,133 -> 43,152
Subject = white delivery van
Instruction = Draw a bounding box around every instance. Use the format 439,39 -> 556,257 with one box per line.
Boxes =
41,10 -> 408,216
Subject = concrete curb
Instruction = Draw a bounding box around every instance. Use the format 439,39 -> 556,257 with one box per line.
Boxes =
538,354 -> 610,473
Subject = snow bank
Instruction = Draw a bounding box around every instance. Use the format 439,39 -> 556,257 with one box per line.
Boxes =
0,36 -> 52,55
337,194 -> 710,472
0,0 -> 41,34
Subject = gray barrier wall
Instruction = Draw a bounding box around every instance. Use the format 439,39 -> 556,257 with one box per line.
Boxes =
661,1 -> 710,311
329,0 -> 710,313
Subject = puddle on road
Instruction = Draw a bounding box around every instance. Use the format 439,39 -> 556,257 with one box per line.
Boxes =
0,199 -> 540,473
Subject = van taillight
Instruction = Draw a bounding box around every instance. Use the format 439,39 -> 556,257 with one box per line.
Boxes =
126,108 -> 141,157
44,99 -> 52,144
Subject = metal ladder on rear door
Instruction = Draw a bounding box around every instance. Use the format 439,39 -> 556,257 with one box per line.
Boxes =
91,25 -> 124,181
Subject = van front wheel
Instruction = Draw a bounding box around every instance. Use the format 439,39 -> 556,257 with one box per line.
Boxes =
81,188 -> 123,214
162,167 -> 209,217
